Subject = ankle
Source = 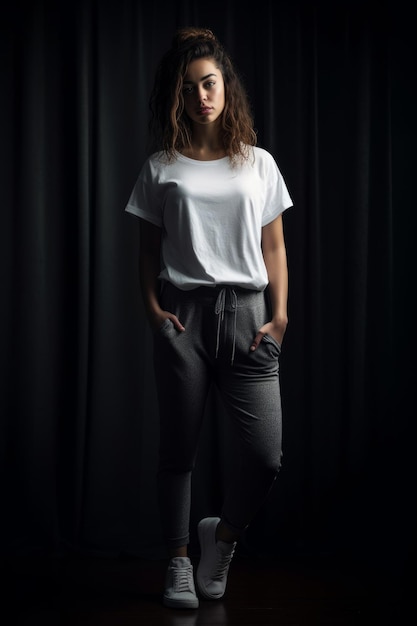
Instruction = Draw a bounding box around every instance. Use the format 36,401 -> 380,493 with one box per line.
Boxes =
169,546 -> 188,559
215,521 -> 238,544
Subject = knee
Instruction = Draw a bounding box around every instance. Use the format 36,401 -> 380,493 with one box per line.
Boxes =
273,450 -> 283,474
256,448 -> 283,478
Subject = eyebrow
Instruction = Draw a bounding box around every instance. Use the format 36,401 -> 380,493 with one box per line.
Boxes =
183,73 -> 217,85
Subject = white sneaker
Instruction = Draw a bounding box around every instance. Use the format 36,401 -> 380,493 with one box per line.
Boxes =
196,517 -> 236,600
163,556 -> 199,609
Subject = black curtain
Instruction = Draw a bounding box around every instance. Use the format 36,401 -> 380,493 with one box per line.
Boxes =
1,0 -> 415,583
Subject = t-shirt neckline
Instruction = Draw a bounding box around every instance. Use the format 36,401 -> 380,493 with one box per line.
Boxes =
176,152 -> 229,164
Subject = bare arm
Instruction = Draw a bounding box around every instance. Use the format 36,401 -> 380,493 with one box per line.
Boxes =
139,219 -> 185,332
250,214 -> 288,351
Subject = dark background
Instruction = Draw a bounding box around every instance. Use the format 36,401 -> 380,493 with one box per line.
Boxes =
1,0 -> 415,592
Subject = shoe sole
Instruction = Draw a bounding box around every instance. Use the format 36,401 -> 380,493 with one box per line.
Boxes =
197,518 -> 224,600
163,595 -> 199,609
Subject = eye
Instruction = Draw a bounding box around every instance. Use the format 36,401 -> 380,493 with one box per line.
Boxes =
182,85 -> 194,94
205,81 -> 215,88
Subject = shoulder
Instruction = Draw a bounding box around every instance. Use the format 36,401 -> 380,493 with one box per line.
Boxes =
139,151 -> 173,180
146,151 -> 171,168
240,145 -> 276,165
251,146 -> 276,163
246,146 -> 281,175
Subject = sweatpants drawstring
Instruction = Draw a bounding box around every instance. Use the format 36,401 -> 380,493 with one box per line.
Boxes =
214,288 -> 225,360
215,287 -> 238,365
231,289 -> 237,365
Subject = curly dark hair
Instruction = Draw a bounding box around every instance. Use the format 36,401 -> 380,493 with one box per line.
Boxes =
148,27 -> 257,163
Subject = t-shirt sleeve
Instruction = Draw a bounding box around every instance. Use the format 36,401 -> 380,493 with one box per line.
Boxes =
261,152 -> 293,227
124,158 -> 163,227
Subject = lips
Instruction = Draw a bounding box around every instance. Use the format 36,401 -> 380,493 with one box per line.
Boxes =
198,107 -> 212,114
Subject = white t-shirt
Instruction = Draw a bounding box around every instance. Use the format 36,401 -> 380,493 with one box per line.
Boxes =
125,147 -> 293,290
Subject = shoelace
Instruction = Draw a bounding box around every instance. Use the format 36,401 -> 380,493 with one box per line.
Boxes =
212,544 -> 235,580
173,566 -> 195,592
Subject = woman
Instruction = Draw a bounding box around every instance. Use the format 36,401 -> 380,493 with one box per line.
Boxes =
125,26 -> 293,609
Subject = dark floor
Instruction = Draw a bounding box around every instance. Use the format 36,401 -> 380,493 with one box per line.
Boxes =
5,551 -> 410,625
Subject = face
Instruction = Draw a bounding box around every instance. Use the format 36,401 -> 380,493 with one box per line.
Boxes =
182,58 -> 225,126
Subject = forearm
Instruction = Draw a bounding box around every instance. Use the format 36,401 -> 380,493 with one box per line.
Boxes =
254,214 -> 289,349
264,245 -> 288,327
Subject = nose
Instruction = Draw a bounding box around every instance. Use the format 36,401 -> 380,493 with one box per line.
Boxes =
197,86 -> 207,103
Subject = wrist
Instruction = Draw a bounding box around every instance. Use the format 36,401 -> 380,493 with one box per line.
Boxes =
271,314 -> 288,328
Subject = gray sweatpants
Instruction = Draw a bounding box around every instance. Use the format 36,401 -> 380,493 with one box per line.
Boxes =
153,281 -> 283,549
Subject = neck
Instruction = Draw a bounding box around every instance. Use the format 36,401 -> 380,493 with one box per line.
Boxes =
182,126 -> 226,161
